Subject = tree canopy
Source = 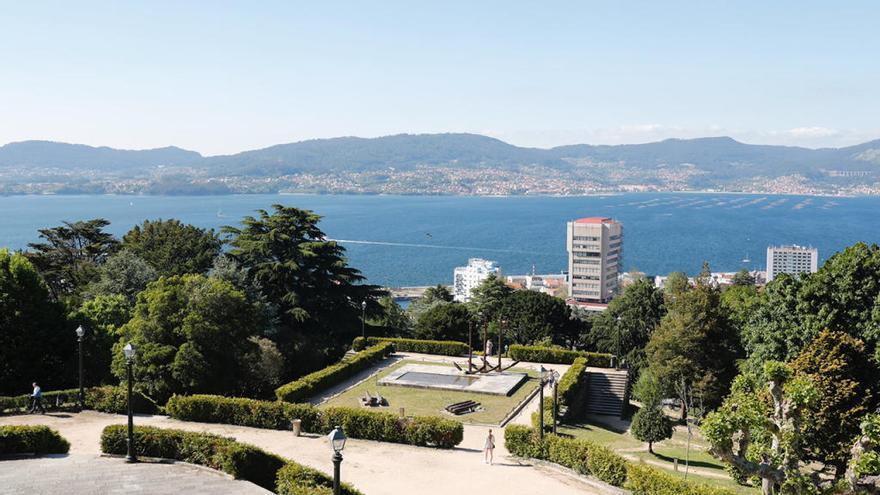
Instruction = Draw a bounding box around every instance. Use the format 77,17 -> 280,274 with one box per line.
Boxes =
413,303 -> 471,342
123,219 -> 222,276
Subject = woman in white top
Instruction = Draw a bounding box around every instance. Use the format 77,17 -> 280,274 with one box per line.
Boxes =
484,429 -> 495,465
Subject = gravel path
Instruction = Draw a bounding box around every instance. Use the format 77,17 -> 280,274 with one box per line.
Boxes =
0,410 -> 604,495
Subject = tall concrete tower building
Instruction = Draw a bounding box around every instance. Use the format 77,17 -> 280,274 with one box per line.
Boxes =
566,217 -> 623,304
766,245 -> 818,282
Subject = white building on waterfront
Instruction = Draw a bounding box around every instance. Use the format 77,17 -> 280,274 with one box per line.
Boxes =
453,258 -> 501,302
766,245 -> 818,281
566,217 -> 623,304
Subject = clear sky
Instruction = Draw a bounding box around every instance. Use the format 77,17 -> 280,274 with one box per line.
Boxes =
2,1 -> 878,155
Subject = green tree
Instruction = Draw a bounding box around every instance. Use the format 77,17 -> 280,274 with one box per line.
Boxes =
369,296 -> 412,337
0,249 -> 70,395
467,274 -> 513,321
122,219 -> 222,276
664,271 -> 690,302
791,329 -> 876,474
113,275 -> 260,402
731,268 -> 756,286
68,294 -> 131,385
645,276 -> 741,414
631,406 -> 673,453
739,274 -> 806,375
406,285 -> 453,322
222,205 -> 383,376
702,362 -> 820,495
413,303 -> 471,342
422,284 -> 454,303
85,250 -> 158,305
590,279 -> 665,375
720,283 -> 760,331
27,219 -> 119,299
500,290 -> 573,346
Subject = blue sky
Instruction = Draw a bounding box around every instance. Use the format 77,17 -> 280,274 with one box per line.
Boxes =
2,1 -> 878,155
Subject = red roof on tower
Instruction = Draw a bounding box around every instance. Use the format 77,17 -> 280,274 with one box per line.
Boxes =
573,217 -> 614,224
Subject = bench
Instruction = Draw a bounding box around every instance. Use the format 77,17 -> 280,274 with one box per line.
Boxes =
360,391 -> 388,407
445,400 -> 480,415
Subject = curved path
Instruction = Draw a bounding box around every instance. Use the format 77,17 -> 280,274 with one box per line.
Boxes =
0,411 -> 606,495
0,454 -> 270,494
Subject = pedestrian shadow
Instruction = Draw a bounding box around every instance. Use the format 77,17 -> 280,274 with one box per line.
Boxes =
44,413 -> 73,418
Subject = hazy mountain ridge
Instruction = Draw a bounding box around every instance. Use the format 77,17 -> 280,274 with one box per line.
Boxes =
2,134 -> 879,195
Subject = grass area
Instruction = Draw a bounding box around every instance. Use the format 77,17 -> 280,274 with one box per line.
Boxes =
559,415 -> 759,494
319,359 -> 540,425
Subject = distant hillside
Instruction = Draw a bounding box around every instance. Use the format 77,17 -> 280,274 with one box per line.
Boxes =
2,134 -> 879,195
0,140 -> 202,171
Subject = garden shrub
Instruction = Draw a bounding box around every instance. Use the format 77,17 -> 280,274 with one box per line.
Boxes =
166,394 -> 321,432
0,425 -> 70,454
100,424 -> 361,494
352,337 -> 468,356
625,463 -> 738,495
0,386 -> 157,414
0,388 -> 85,412
165,394 -> 464,448
507,345 -> 612,367
276,343 -> 393,403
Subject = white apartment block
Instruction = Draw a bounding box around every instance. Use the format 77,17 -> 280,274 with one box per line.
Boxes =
766,245 -> 818,282
453,258 -> 501,302
567,217 -> 623,304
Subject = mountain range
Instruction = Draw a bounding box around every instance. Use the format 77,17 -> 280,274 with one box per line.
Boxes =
2,134 -> 879,195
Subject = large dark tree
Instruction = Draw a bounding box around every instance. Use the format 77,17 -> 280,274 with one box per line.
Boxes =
413,303 -> 472,342
645,274 -> 742,414
123,219 -> 222,276
113,275 -> 260,402
0,250 -> 70,395
791,329 -> 877,474
85,250 -> 158,305
590,279 -> 665,375
27,218 -> 119,299
467,274 -> 513,321
500,290 -> 573,346
222,205 -> 384,376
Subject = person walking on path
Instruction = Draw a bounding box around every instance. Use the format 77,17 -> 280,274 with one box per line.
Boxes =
484,429 -> 495,465
30,382 -> 45,414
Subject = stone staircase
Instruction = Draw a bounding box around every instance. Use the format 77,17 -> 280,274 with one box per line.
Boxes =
584,368 -> 630,417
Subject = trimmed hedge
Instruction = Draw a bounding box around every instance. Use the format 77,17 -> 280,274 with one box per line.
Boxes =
321,406 -> 463,448
626,463 -> 739,495
100,424 -> 362,495
276,342 -> 393,403
0,386 -> 158,415
352,337 -> 468,356
166,394 -> 464,449
505,424 -> 736,495
508,344 -> 612,367
166,395 -> 322,432
0,425 -> 70,455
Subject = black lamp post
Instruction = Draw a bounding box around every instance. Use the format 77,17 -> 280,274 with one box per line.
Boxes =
360,300 -> 367,338
551,370 -> 560,435
123,343 -> 137,463
538,366 -> 547,440
615,315 -> 623,370
328,425 -> 347,495
75,325 -> 85,410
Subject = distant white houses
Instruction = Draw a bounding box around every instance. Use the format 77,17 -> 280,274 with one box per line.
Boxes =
766,245 -> 818,282
505,273 -> 566,296
453,258 -> 501,302
653,270 -> 766,289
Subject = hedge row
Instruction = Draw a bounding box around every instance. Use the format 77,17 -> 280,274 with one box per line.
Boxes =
1,386 -> 158,415
352,337 -> 468,356
557,357 -> 590,420
0,425 -> 70,455
508,345 -> 612,367
505,425 -> 736,495
276,342 -> 393,403
100,424 -> 362,495
166,394 -> 463,449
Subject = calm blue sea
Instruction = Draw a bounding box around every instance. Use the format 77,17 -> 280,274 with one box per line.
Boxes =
1,193 -> 877,287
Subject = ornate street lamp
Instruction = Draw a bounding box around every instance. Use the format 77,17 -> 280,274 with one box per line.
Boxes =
550,370 -> 561,434
123,343 -> 137,463
75,325 -> 85,410
328,426 -> 346,495
361,300 -> 367,338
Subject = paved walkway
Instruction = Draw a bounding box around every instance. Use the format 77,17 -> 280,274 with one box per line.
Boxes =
0,411 -> 605,495
0,454 -> 270,495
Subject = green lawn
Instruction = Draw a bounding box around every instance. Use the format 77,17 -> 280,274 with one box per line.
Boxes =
559,416 -> 759,494
319,359 -> 540,425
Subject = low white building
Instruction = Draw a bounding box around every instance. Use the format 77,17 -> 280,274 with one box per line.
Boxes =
766,245 -> 818,281
453,258 -> 501,302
